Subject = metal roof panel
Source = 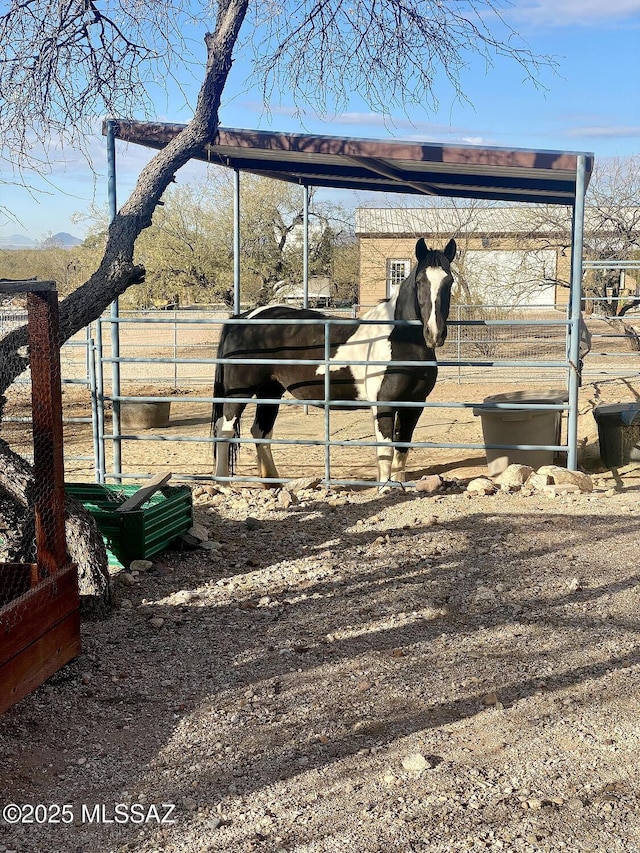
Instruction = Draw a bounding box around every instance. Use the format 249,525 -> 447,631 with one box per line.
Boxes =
105,120 -> 594,205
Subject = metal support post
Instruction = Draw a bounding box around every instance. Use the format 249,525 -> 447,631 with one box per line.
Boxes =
567,154 -> 587,470
106,118 -> 122,482
233,169 -> 241,315
303,185 -> 310,310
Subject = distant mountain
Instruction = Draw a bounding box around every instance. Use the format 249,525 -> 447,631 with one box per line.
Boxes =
40,232 -> 83,248
0,232 -> 82,250
0,234 -> 36,250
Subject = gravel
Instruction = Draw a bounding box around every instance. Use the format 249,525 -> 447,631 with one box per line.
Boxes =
1,471 -> 640,853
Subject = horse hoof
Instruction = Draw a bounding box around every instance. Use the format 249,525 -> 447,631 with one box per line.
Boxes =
379,480 -> 405,494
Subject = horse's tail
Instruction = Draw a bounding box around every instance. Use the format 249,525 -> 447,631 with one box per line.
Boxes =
212,349 -> 240,475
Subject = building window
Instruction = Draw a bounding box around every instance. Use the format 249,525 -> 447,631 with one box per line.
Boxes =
386,259 -> 412,296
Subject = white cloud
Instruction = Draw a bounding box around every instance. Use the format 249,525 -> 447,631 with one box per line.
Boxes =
564,124 -> 640,139
460,136 -> 491,146
512,0 -> 640,26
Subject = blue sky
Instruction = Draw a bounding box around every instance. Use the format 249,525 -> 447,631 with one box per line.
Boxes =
2,0 -> 640,242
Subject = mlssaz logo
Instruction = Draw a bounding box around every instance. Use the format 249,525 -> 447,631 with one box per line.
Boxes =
81,803 -> 177,824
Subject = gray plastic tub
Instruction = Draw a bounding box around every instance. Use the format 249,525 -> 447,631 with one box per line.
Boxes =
474,389 -> 567,476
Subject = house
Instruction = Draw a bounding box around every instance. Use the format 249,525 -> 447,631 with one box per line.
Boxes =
355,206 -> 575,309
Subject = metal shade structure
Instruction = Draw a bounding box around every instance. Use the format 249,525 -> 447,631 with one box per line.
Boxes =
105,120 -> 593,206
102,119 -> 594,474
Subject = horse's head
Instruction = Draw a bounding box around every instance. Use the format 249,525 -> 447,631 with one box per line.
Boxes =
414,237 -> 457,349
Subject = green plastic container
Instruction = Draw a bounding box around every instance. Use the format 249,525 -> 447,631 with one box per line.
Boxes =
65,483 -> 193,569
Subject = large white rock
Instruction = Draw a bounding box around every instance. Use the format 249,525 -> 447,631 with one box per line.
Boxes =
525,472 -> 553,491
466,477 -> 497,496
537,465 -> 594,493
494,464 -> 534,489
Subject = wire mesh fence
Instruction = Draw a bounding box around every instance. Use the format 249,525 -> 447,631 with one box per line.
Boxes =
0,281 -> 80,713
445,305 -> 570,385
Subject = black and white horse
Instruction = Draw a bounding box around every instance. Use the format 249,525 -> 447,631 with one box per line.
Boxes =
213,237 -> 456,486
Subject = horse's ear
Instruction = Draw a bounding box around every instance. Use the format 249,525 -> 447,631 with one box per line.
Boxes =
415,238 -> 429,262
443,238 -> 457,262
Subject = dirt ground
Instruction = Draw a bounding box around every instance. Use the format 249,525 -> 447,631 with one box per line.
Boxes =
1,376 -> 640,853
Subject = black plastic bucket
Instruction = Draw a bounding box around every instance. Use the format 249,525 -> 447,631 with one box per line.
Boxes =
593,403 -> 640,468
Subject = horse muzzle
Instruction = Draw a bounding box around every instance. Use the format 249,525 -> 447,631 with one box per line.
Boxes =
423,325 -> 447,349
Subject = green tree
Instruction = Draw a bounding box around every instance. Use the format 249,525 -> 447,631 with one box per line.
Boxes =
132,182 -> 232,308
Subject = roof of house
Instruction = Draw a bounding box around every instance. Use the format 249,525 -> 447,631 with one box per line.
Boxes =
355,206 -> 571,235
354,206 -> 640,236
104,121 -> 593,207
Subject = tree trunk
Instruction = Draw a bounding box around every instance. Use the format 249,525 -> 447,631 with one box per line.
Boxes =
65,497 -> 112,619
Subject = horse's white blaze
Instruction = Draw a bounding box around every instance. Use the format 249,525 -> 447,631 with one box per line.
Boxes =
316,295 -> 396,402
426,266 -> 448,345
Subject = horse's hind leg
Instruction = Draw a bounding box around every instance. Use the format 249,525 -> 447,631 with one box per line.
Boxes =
214,400 -> 246,480
251,381 -> 285,486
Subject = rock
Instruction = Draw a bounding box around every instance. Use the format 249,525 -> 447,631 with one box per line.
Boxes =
130,559 -> 154,573
401,753 -> 430,772
483,691 -> 503,709
149,617 -> 165,628
119,572 -> 137,586
179,532 -> 201,549
172,590 -> 192,605
199,540 -> 222,551
188,523 -> 209,542
415,475 -> 443,494
525,472 -> 552,491
287,477 -> 321,495
245,516 -> 264,530
537,465 -> 593,492
541,483 -> 581,497
278,489 -> 295,509
494,464 -> 534,489
473,586 -> 497,605
466,477 -> 496,496
327,497 -> 348,507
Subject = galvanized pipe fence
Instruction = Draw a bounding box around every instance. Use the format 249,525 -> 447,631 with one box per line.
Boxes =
4,303 -> 639,488
88,310 -> 578,488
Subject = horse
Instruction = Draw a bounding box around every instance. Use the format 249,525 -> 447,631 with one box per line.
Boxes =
212,237 -> 456,487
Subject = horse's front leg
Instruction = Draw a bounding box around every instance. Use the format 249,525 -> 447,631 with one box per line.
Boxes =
373,405 -> 396,487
